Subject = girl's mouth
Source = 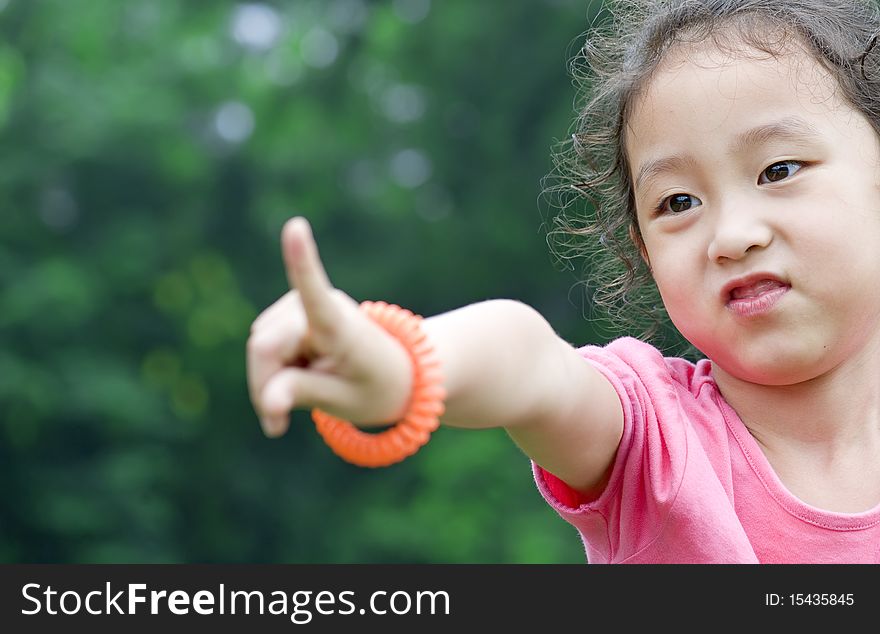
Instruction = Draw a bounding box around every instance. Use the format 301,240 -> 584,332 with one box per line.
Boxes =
729,279 -> 787,300
726,282 -> 791,318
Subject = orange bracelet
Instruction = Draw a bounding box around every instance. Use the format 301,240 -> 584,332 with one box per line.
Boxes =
311,301 -> 446,468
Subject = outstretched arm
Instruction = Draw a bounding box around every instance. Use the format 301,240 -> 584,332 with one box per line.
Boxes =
422,299 -> 623,494
246,217 -> 623,494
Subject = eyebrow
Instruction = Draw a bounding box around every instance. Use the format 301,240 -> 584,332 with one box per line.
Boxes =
633,116 -> 823,191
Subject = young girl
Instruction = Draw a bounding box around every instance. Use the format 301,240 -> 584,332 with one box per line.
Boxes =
246,0 -> 880,563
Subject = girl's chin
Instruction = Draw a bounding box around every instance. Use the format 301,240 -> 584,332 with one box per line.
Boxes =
710,346 -> 831,386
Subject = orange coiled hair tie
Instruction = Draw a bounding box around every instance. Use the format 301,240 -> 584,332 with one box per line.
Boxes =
311,301 -> 446,468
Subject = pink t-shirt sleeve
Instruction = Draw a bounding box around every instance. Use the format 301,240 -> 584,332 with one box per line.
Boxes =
532,337 -> 694,563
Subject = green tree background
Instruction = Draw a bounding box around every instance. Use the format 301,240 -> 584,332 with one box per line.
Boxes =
0,0 -> 615,563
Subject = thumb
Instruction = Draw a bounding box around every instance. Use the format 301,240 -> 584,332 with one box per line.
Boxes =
281,216 -> 338,329
260,366 -> 348,437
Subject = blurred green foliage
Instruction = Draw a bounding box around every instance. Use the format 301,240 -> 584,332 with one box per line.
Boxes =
0,0 -> 610,563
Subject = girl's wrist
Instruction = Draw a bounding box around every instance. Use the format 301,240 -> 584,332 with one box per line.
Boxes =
312,300 -> 445,468
359,326 -> 414,425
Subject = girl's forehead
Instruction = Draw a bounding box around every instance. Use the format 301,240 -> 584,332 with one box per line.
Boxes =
623,36 -> 877,201
627,40 -> 840,140
645,37 -> 830,97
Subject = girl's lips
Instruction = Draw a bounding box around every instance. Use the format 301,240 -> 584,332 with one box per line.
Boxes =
720,272 -> 789,303
726,284 -> 791,317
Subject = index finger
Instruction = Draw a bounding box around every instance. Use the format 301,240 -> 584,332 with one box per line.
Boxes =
281,216 -> 337,327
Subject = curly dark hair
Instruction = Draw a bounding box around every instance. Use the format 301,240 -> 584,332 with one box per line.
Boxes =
541,0 -> 880,357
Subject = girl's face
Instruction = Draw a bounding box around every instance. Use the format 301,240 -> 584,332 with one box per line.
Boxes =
627,40 -> 880,384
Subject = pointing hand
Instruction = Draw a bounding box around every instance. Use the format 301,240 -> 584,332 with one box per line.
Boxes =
246,217 -> 412,437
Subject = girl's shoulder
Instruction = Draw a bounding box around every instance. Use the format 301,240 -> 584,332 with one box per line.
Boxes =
579,336 -> 716,399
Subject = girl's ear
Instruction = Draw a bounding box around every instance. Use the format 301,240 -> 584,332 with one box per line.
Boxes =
628,223 -> 651,271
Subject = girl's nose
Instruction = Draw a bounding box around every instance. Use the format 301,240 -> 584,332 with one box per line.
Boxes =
706,202 -> 773,262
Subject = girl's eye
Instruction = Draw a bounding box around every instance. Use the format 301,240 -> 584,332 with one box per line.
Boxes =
759,160 -> 803,184
655,193 -> 702,216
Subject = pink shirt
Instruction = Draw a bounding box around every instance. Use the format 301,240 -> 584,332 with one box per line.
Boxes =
532,337 -> 880,563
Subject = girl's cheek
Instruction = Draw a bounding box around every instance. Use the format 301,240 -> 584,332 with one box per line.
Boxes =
653,263 -> 703,323
650,253 -> 687,291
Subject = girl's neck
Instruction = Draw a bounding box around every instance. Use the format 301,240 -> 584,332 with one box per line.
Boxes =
713,331 -> 880,453
712,332 -> 880,513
